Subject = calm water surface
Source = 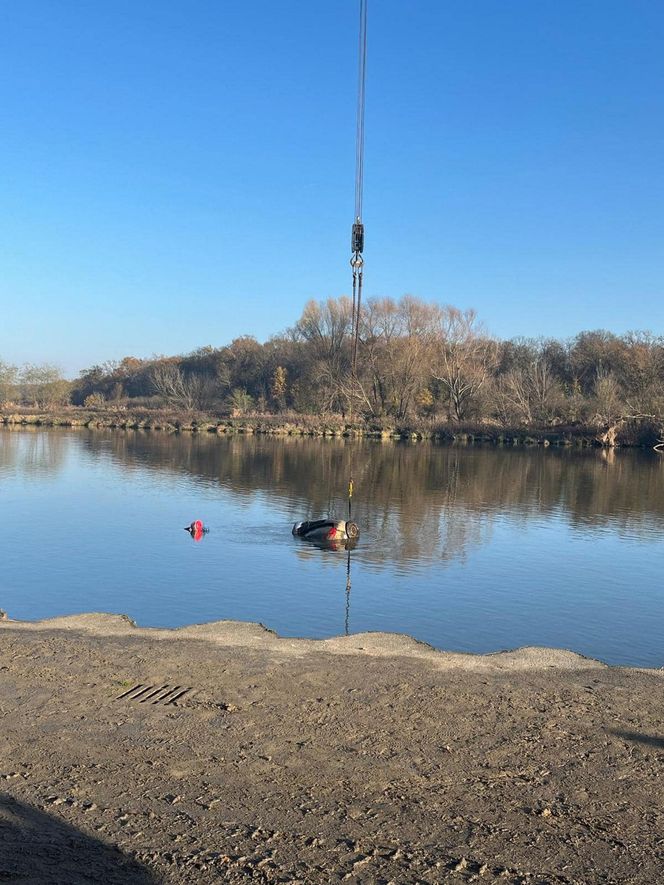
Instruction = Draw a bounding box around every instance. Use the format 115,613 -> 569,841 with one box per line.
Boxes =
1,428 -> 663,667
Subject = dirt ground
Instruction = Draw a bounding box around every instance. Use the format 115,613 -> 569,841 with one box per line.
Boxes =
0,614 -> 663,884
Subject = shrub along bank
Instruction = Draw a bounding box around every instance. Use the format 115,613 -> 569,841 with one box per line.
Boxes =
1,408 -> 661,448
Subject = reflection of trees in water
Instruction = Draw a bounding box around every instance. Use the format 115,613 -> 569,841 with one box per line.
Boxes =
0,428 -> 68,478
75,431 -> 664,565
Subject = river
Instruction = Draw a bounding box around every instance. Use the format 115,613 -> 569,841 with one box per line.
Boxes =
1,427 -> 663,666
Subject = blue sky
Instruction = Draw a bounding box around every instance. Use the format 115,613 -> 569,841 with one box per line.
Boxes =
1,1 -> 662,376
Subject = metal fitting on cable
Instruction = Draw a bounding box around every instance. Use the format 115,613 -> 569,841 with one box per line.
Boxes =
351,230 -> 364,274
351,219 -> 364,256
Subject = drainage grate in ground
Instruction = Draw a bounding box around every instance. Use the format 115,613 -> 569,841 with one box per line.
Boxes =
115,684 -> 192,705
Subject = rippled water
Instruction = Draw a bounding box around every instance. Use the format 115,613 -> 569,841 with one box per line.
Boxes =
1,427 -> 663,666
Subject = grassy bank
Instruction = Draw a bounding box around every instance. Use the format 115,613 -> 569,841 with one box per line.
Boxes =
3,406 -> 661,447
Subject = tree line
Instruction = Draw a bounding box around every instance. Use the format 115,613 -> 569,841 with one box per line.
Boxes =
2,295 -> 664,429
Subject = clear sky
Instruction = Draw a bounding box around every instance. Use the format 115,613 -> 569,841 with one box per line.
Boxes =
1,1 -> 662,376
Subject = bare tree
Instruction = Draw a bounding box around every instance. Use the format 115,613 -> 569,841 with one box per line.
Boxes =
432,308 -> 497,421
291,298 -> 353,413
619,331 -> 664,415
355,296 -> 439,420
0,360 -> 18,406
151,364 -> 212,411
495,369 -> 534,425
19,364 -> 70,409
495,350 -> 564,426
592,368 -> 624,426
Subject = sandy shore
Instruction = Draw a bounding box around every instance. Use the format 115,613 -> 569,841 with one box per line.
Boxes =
1,614 -> 663,884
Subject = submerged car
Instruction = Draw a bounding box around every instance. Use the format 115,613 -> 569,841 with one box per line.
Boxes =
292,519 -> 360,545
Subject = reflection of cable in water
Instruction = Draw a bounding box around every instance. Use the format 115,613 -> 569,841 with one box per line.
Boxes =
345,546 -> 352,636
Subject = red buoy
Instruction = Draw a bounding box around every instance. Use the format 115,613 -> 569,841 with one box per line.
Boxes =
184,520 -> 206,540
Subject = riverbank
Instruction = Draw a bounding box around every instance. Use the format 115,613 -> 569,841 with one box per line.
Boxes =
1,615 -> 663,883
3,407 -> 661,447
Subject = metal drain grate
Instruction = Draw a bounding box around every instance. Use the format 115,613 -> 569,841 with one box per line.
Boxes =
116,684 -> 191,705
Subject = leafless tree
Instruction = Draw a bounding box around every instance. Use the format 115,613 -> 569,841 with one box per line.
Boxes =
19,364 -> 70,409
355,296 -> 439,420
432,307 -> 498,421
291,298 -> 353,413
0,360 -> 18,406
591,368 -> 624,426
495,351 -> 564,426
151,364 -> 213,411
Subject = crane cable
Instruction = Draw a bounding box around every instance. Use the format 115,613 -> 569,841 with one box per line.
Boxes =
351,0 -> 367,378
348,0 -> 367,525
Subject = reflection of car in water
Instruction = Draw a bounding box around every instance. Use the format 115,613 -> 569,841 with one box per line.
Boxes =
292,519 -> 359,550
292,519 -> 356,634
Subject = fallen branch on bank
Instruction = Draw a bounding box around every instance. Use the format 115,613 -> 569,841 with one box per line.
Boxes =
596,414 -> 664,450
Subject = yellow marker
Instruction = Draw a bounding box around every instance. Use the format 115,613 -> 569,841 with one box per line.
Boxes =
348,479 -> 354,498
